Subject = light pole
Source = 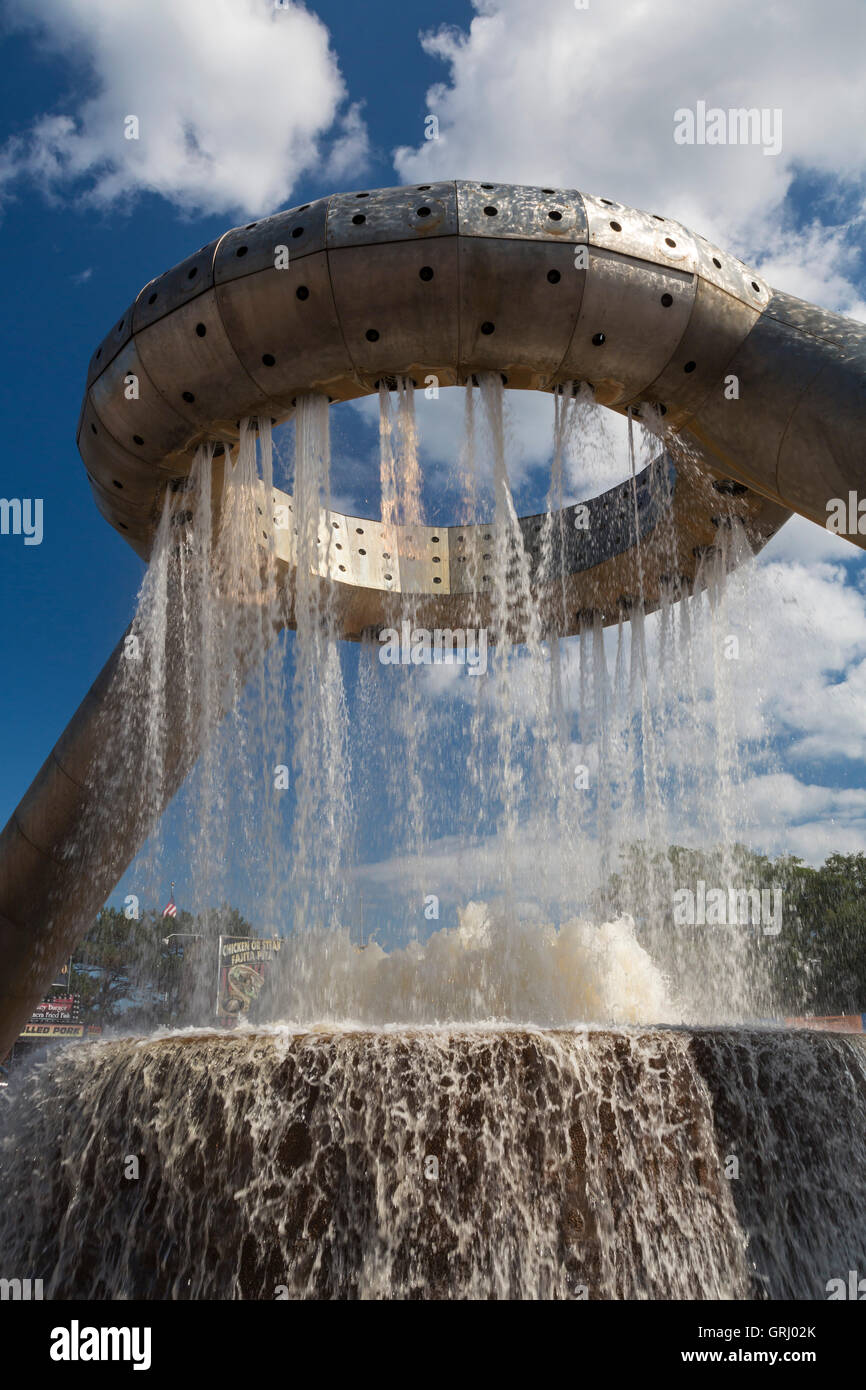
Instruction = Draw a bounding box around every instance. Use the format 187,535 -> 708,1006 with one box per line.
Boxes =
161,933 -> 203,1022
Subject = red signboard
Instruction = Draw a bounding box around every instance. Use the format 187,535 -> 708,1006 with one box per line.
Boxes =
27,994 -> 80,1025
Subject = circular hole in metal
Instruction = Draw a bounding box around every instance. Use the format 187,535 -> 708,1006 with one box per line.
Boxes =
291,227 -> 304,238
335,543 -> 343,550
112,479 -> 123,489
352,214 -> 366,225
712,257 -> 722,269
432,555 -> 441,563
296,286 -> 309,300
195,322 -> 207,337
298,204 -> 310,212
148,292 -> 158,304
419,266 -> 434,281
592,332 -> 606,346
235,247 -> 248,258
262,353 -> 276,366
610,220 -> 622,232
548,210 -> 562,221
660,293 -> 673,307
332,520 -> 339,528
339,564 -> 346,572
600,199 -> 613,206
432,535 -> 440,542
433,577 -> 442,584
542,187 -> 556,194
356,527 -> 364,534
133,435 -> 144,446
366,328 -> 380,341
480,183 -> 495,190
417,206 -> 431,217
547,269 -> 561,283
90,423 -> 97,435
751,281 -> 761,293
665,237 -> 677,248
187,266 -> 198,279
246,222 -> 257,230
417,185 -> 431,191
384,573 -> 392,581
182,391 -> 195,403
356,192 -> 370,198
383,552 -> 391,559
480,321 -> 495,335
684,361 -> 697,373
652,214 -> 665,222
358,548 -> 366,555
483,206 -> 498,216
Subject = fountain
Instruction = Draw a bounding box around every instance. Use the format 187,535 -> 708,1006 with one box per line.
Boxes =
1,181 -> 865,1300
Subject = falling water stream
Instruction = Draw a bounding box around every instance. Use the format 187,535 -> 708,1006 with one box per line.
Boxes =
1,378 -> 860,1299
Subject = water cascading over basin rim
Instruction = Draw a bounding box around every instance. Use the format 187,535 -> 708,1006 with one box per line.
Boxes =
77,177 -> 866,635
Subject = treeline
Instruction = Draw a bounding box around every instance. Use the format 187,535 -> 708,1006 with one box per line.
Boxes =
601,843 -> 866,1015
70,903 -> 252,1029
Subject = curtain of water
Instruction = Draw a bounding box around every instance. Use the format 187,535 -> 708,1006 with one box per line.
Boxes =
70,380 -> 779,1027
375,380 -> 429,943
289,394 -> 352,949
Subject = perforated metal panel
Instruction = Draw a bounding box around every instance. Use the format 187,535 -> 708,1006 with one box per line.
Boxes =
456,182 -> 586,242
645,280 -> 760,427
215,198 -> 329,284
216,249 -> 358,406
87,339 -> 192,464
80,177 -> 850,574
257,449 -> 787,637
329,238 -> 460,387
133,238 -> 222,335
85,302 -> 138,391
559,250 -> 695,404
135,286 -> 276,432
327,183 -> 458,249
458,238 -> 586,388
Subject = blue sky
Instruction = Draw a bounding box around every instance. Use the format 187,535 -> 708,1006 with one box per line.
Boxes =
1,0 -> 866,932
0,0 -> 471,828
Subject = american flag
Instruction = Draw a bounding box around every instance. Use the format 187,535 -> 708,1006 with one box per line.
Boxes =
162,883 -> 177,918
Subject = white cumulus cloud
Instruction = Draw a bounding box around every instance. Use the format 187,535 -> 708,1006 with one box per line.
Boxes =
0,0 -> 368,217
393,0 -> 866,313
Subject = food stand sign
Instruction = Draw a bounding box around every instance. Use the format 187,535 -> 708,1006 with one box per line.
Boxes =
216,936 -> 281,1026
